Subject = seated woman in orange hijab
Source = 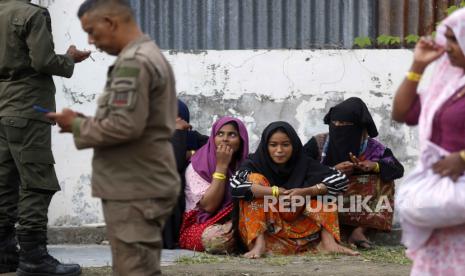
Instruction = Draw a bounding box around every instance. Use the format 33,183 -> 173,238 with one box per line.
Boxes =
230,121 -> 359,258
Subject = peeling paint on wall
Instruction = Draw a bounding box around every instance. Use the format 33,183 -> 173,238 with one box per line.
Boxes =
62,85 -> 96,105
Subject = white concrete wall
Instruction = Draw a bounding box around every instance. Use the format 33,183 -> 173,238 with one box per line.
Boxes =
38,0 -> 420,226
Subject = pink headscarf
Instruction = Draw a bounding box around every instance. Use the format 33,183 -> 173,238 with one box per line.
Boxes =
418,8 -> 465,150
191,116 -> 249,182
190,116 -> 249,222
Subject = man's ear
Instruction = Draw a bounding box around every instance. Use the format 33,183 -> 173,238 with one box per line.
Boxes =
103,16 -> 117,31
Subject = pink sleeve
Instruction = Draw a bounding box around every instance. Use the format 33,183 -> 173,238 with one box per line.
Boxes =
405,95 -> 421,126
184,164 -> 210,211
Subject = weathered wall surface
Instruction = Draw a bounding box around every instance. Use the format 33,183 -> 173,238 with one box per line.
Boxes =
38,0 -> 419,226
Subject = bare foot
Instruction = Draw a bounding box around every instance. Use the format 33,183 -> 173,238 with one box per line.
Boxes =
348,227 -> 372,249
243,233 -> 266,259
318,229 -> 360,256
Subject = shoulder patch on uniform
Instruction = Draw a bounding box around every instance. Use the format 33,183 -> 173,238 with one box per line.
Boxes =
109,77 -> 138,109
110,77 -> 137,90
109,91 -> 134,108
114,67 -> 140,78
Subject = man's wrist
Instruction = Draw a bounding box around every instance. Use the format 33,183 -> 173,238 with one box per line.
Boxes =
72,117 -> 84,137
64,53 -> 76,64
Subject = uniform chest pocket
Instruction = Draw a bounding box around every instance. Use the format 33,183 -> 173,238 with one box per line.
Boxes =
95,93 -> 111,119
11,16 -> 26,36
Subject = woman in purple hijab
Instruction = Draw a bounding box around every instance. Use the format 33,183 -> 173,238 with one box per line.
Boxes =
179,116 -> 249,253
303,97 -> 404,249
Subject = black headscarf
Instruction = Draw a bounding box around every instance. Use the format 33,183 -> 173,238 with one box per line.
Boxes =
323,97 -> 378,166
240,121 -> 334,189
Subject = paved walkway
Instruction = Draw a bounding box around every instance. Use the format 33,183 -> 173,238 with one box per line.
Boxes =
48,245 -> 195,267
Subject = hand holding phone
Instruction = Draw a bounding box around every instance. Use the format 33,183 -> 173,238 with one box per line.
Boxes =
33,105 -> 51,113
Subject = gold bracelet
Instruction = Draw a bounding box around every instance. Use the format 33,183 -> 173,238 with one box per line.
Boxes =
212,172 -> 226,180
406,71 -> 422,82
373,162 -> 380,173
459,150 -> 465,163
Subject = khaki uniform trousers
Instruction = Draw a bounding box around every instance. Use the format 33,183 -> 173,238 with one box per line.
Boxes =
102,197 -> 176,276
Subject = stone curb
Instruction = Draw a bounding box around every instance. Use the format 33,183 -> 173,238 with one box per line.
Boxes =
48,226 -> 107,244
47,226 -> 403,245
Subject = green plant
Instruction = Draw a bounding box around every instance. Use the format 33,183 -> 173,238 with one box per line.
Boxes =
361,246 -> 411,265
353,36 -> 372,48
446,1 -> 465,15
377,35 -> 401,46
175,253 -> 229,264
352,1 -> 463,49
404,34 -> 420,44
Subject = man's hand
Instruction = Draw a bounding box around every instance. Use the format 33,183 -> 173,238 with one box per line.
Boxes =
176,117 -> 192,130
46,108 -> 79,133
66,45 -> 91,63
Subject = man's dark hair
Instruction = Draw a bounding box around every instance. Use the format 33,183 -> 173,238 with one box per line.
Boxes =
77,0 -> 134,19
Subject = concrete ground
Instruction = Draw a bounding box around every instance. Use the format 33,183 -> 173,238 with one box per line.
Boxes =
48,245 -> 196,267
0,227 -> 408,275
0,245 -> 412,276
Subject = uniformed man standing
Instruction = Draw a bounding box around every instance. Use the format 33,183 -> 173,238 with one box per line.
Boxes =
0,0 -> 90,275
48,0 -> 180,275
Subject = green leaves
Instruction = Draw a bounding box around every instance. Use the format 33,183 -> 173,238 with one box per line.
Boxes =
446,1 -> 465,15
352,3 -> 462,49
377,35 -> 401,46
353,36 -> 372,48
404,34 -> 420,44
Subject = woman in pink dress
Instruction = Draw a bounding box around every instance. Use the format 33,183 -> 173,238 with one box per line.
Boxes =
392,8 -> 465,276
179,117 -> 249,253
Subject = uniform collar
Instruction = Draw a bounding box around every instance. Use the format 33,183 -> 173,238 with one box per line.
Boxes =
119,35 -> 151,56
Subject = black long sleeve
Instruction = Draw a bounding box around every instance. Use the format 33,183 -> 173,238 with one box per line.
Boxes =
303,137 -> 321,161
378,148 -> 404,182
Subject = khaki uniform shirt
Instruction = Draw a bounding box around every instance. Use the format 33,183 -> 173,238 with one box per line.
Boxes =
72,35 -> 180,200
0,0 -> 74,122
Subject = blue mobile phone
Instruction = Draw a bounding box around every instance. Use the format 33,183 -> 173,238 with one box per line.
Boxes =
33,105 -> 51,113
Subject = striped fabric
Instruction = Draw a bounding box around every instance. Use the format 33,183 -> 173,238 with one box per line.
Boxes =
322,169 -> 349,196
230,169 -> 348,199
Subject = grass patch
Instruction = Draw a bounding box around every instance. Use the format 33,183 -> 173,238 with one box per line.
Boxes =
361,246 -> 411,265
264,255 -> 292,266
302,252 -> 343,261
175,252 -> 231,264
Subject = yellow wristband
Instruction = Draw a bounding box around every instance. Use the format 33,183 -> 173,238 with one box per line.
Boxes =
212,172 -> 226,180
373,162 -> 380,173
459,150 -> 465,163
271,186 -> 279,198
406,71 -> 422,82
